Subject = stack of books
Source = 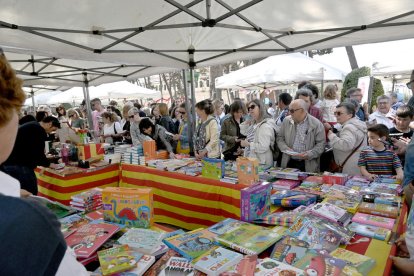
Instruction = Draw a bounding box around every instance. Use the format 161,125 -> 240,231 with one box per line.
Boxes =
70,188 -> 103,212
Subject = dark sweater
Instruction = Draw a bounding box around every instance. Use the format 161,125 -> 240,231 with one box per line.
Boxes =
0,194 -> 66,275
3,121 -> 50,169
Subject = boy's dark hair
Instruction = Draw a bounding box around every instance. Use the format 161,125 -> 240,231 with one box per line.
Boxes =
35,111 -> 48,122
396,105 -> 414,118
367,124 -> 389,138
278,92 -> 293,106
139,118 -> 154,134
42,116 -> 61,128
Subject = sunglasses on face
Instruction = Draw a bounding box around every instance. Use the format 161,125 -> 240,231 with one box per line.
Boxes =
129,115 -> 135,119
247,105 -> 256,111
179,111 -> 186,115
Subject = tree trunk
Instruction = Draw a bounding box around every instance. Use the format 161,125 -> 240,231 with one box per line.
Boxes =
209,64 -> 224,99
158,74 -> 164,103
345,46 -> 359,70
162,73 -> 174,104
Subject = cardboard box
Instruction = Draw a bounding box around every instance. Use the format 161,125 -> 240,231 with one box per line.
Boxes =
77,143 -> 104,161
241,182 -> 271,222
202,158 -> 225,180
143,140 -> 156,160
322,172 -> 349,185
102,187 -> 153,228
237,157 -> 259,185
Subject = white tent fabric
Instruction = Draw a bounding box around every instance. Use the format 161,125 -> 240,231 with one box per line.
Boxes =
23,90 -> 62,106
47,87 -> 96,105
215,53 -> 346,89
1,0 -> 414,85
93,81 -> 161,99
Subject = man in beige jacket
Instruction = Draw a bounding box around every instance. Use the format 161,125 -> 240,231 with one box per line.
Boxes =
277,99 -> 325,172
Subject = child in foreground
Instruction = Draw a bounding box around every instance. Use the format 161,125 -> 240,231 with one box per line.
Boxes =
358,124 -> 403,181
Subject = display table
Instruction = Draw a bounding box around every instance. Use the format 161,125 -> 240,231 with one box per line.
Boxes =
36,164 -> 120,205
120,164 -> 246,230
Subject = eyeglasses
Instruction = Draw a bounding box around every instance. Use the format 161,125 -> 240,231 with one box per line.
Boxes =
288,108 -> 303,114
407,80 -> 414,89
334,111 -> 345,116
247,105 -> 256,111
179,111 -> 186,115
378,102 -> 389,105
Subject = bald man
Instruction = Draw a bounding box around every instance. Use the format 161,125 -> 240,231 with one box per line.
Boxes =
276,99 -> 325,172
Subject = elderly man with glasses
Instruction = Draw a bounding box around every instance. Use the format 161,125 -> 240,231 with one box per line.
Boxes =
368,95 -> 396,129
276,99 -> 325,172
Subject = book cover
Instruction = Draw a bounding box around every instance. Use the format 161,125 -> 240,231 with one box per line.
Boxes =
71,188 -> 102,203
253,206 -> 307,227
221,255 -> 257,276
357,202 -> 399,218
330,248 -> 376,275
118,228 -> 164,255
193,246 -> 243,276
271,179 -> 301,190
348,222 -> 391,241
286,217 -> 342,252
85,209 -> 104,220
308,203 -> 353,226
293,249 -> 348,276
207,218 -> 246,235
322,198 -> 360,214
143,249 -> 180,276
98,245 -> 138,275
271,190 -> 317,207
118,254 -> 155,276
254,258 -> 305,275
307,216 -> 354,245
202,158 -> 225,180
158,256 -> 194,276
240,182 -> 271,222
163,228 -> 217,261
215,224 -> 283,255
270,237 -> 309,266
351,212 -> 395,230
65,223 -> 120,258
59,213 -> 90,238
102,187 -> 153,228
374,195 -> 401,207
30,195 -> 77,219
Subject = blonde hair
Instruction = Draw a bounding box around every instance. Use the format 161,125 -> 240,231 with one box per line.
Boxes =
323,84 -> 337,100
101,111 -> 117,122
158,103 -> 169,116
67,108 -> 79,118
0,52 -> 26,127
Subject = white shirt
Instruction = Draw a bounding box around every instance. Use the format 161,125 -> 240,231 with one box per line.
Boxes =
0,171 -> 20,197
368,109 -> 395,129
320,99 -> 340,123
267,107 -> 276,117
103,122 -> 123,144
56,248 -> 89,276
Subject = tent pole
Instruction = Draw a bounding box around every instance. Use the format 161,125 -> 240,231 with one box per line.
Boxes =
31,89 -> 35,112
320,68 -> 325,98
82,72 -> 94,134
189,67 -> 197,132
182,69 -> 194,154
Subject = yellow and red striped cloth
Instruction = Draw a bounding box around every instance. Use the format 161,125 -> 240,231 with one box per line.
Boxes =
36,164 -> 120,205
120,164 -> 246,230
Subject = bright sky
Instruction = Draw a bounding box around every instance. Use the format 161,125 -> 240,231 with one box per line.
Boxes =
313,38 -> 414,78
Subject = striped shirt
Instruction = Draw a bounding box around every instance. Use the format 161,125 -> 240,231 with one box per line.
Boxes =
357,147 -> 402,175
292,115 -> 309,155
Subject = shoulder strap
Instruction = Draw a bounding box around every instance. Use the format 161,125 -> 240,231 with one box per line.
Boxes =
340,137 -> 365,167
113,123 -> 117,134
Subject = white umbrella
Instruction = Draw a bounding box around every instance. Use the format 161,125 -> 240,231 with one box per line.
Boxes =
24,91 -> 62,106
94,81 -> 161,99
47,87 -> 97,105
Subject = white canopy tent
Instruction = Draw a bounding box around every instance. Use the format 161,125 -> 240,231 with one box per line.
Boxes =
23,90 -> 62,106
94,81 -> 161,100
215,53 -> 346,90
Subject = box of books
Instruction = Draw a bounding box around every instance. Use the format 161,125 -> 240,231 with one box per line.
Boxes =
97,245 -> 138,275
77,143 -> 105,161
240,182 -> 271,222
236,157 -> 259,185
143,140 -> 156,160
202,158 -> 225,180
102,187 -> 153,228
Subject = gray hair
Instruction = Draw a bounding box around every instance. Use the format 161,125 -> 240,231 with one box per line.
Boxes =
292,99 -> 309,112
376,95 -> 390,104
344,98 -> 359,110
295,88 -> 313,100
127,107 -> 139,116
336,102 -> 356,117
346,87 -> 361,98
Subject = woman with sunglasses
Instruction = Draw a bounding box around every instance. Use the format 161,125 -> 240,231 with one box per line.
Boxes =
240,99 -> 277,167
128,107 -> 148,146
327,102 -> 367,175
173,103 -> 190,154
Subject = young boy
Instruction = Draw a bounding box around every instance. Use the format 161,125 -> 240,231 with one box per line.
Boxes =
358,124 -> 404,181
390,105 -> 414,167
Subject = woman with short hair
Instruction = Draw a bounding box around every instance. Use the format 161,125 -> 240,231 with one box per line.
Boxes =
139,118 -> 175,158
101,112 -> 123,144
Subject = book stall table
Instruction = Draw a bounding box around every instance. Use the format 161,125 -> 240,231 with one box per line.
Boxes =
35,163 -> 120,205
119,164 -> 246,230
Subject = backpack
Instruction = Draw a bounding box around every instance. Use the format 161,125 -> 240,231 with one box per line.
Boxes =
194,118 -> 215,152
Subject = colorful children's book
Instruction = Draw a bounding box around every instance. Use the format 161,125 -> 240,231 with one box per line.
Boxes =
30,195 -> 77,218
202,158 -> 225,180
118,254 -> 155,276
374,195 -> 402,207
351,212 -> 395,230
85,209 -> 104,220
163,228 -> 217,261
357,202 -> 399,218
65,223 -> 120,258
271,190 -> 317,207
215,224 -> 284,255
220,255 -> 257,276
207,218 -> 246,235
102,187 -> 153,228
253,206 -> 307,227
158,256 -> 194,276
59,213 -> 90,238
308,203 -> 353,226
330,248 -> 376,275
254,258 -> 305,276
240,182 -> 271,222
293,249 -> 348,276
321,198 -> 360,214
348,222 -> 392,241
271,179 -> 301,190
118,228 -> 164,255
98,245 -> 138,276
193,246 -> 243,276
307,216 -> 354,245
286,217 -> 342,252
269,238 -> 309,266
143,249 -> 180,276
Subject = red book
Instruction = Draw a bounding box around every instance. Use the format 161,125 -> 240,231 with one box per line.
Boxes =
65,223 -> 119,258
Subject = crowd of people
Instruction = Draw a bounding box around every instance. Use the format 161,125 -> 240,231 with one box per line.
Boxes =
3,46 -> 414,273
